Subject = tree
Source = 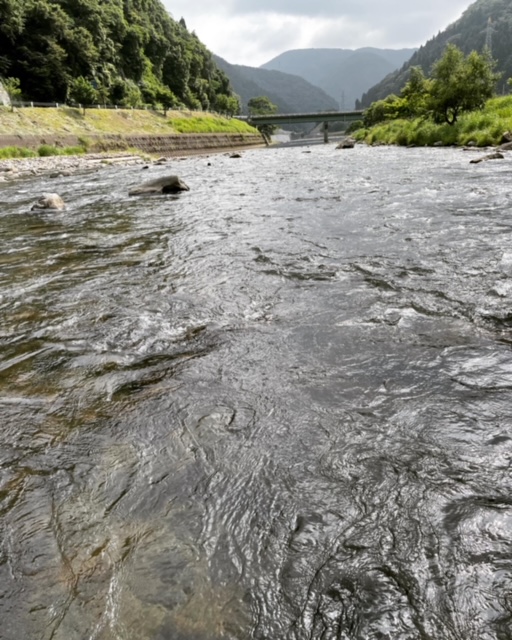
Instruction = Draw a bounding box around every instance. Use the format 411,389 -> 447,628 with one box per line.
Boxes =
0,0 -> 240,109
428,44 -> 500,125
214,93 -> 240,116
400,66 -> 431,118
247,95 -> 277,116
248,96 -> 278,140
68,76 -> 97,113
156,85 -> 177,115
363,94 -> 403,127
2,76 -> 22,102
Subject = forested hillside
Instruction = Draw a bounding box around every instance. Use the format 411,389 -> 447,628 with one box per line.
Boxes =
360,0 -> 512,107
213,55 -> 338,115
0,0 -> 238,111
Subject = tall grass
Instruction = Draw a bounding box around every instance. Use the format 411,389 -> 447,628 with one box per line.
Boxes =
37,144 -> 86,156
0,144 -> 88,159
355,95 -> 512,147
0,146 -> 37,158
168,115 -> 255,134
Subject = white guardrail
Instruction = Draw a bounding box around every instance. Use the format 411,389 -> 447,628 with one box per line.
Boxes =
3,101 -> 232,117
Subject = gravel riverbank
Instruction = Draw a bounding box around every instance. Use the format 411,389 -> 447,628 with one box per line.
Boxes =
0,152 -> 148,182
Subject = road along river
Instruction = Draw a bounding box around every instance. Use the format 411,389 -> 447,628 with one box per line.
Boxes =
1,144 -> 512,639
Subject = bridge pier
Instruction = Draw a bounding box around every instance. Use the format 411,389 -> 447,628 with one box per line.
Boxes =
323,121 -> 329,143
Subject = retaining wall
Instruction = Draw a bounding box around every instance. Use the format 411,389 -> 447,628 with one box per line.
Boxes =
0,132 -> 265,154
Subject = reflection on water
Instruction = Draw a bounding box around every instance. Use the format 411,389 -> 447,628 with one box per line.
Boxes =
1,146 -> 512,639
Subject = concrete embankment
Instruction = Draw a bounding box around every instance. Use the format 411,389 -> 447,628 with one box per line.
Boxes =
0,132 -> 265,155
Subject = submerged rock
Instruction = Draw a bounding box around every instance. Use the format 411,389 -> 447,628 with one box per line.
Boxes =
469,152 -> 504,164
31,193 -> 65,210
128,175 -> 190,196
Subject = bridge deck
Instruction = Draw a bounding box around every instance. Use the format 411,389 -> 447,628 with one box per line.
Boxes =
237,110 -> 364,125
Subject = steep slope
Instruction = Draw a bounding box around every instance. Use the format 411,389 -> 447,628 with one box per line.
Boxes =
261,48 -> 416,108
213,55 -> 339,114
0,0 -> 235,110
360,0 -> 512,107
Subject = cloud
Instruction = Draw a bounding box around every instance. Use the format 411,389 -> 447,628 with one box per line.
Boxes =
162,0 -> 472,66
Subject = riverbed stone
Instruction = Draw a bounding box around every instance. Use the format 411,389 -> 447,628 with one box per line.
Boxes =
128,175 -> 190,196
336,138 -> 356,149
469,152 -> 504,164
31,193 -> 66,210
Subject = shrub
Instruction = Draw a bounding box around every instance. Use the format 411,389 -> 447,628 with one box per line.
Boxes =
38,144 -> 60,157
0,146 -> 36,158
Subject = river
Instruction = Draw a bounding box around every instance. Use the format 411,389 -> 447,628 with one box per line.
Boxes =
1,144 -> 512,640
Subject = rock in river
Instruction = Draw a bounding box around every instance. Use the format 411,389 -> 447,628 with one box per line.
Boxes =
31,193 -> 65,210
336,138 -> 356,149
129,175 -> 190,196
469,152 -> 504,164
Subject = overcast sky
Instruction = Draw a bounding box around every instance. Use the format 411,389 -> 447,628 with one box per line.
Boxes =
161,0 -> 473,67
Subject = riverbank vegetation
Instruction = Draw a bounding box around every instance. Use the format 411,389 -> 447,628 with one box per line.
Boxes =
0,106 -> 257,137
354,44 -> 508,147
0,106 -> 259,158
0,144 -> 87,159
353,96 -> 512,146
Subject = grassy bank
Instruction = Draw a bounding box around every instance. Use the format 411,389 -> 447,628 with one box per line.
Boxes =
0,105 -> 257,137
0,144 -> 87,159
0,106 -> 260,158
354,95 -> 512,147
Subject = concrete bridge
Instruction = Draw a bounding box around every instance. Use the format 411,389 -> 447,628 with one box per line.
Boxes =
236,110 -> 365,142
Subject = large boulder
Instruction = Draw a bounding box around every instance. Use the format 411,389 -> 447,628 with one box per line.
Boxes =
31,193 -> 65,210
129,175 -> 190,196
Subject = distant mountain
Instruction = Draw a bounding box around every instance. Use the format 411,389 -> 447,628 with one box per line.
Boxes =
213,55 -> 339,115
360,0 -> 512,108
261,48 -> 417,109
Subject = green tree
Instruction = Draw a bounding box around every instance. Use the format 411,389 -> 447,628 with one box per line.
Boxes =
428,44 -> 500,124
0,0 -> 239,109
68,76 -> 97,112
247,95 -> 278,115
248,95 -> 278,141
400,66 -> 431,117
214,93 -> 240,116
363,94 -> 403,127
2,76 -> 22,102
155,85 -> 177,115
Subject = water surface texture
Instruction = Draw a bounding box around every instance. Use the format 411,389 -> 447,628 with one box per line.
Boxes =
1,146 -> 512,640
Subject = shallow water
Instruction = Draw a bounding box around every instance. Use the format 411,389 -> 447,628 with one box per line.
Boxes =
1,145 -> 512,639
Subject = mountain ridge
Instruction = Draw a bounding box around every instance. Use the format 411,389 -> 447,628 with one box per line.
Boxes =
213,55 -> 339,115
261,47 -> 417,109
360,0 -> 512,107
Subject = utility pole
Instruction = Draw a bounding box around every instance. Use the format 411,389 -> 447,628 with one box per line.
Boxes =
485,17 -> 493,54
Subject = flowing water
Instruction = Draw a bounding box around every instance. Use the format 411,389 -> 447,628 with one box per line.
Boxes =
1,144 -> 512,640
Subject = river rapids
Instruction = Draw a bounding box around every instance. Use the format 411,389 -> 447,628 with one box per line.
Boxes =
1,144 -> 512,640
